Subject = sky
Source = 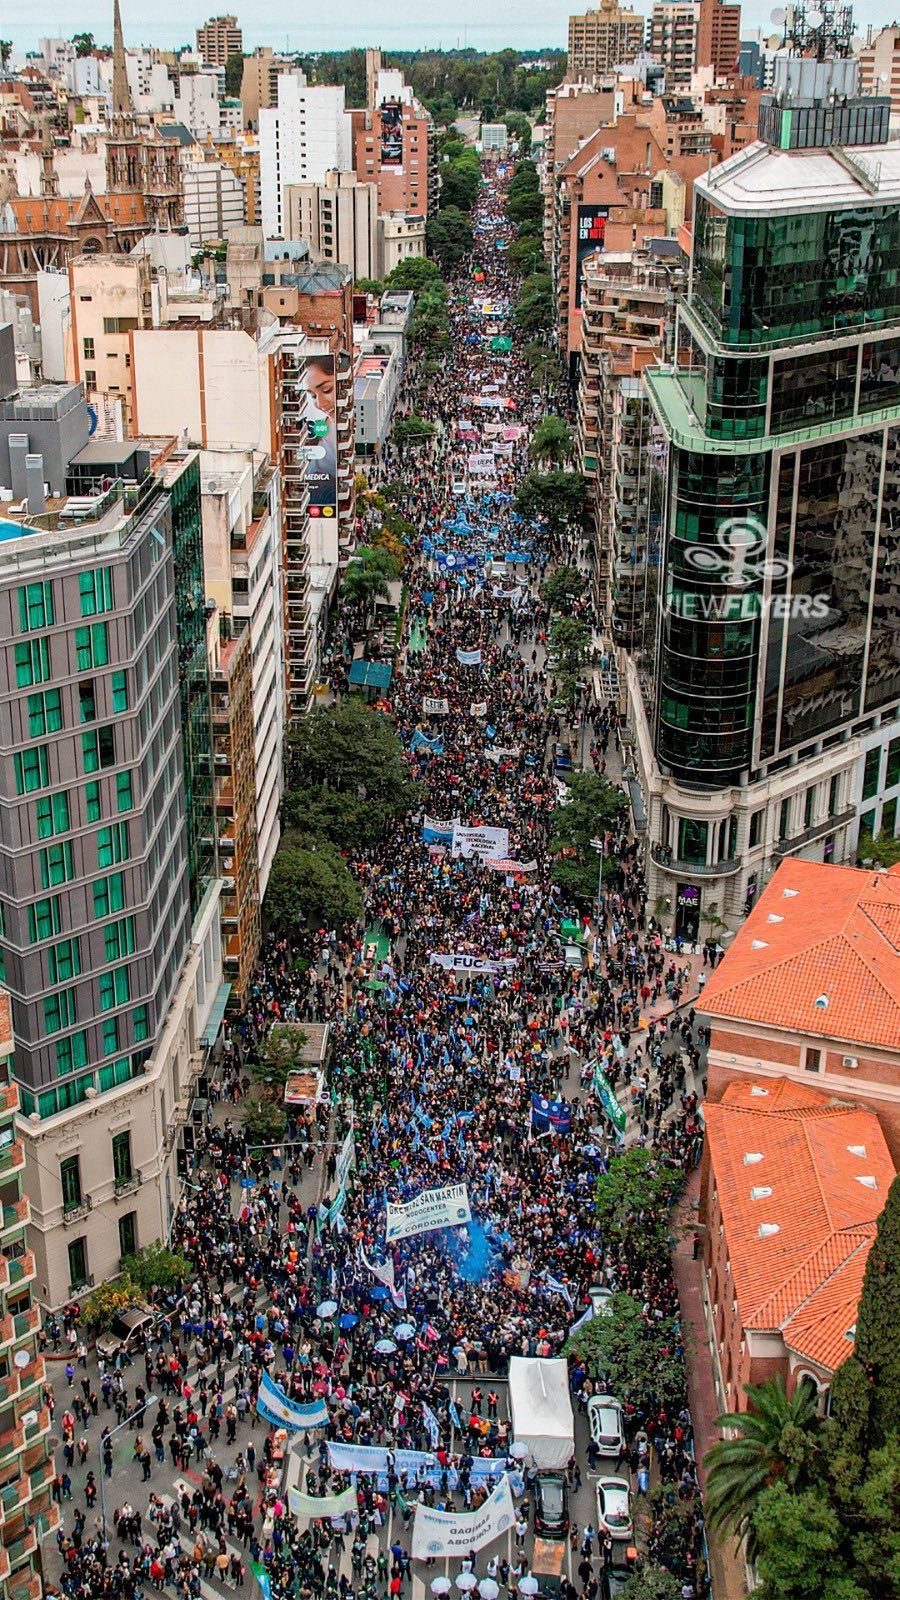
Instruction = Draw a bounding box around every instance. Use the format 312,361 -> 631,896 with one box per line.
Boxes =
5,0 -> 893,56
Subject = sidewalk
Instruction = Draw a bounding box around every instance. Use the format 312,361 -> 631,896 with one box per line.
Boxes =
672,1169 -> 747,1600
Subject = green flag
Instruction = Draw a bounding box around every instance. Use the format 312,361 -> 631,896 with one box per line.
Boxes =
592,1063 -> 627,1136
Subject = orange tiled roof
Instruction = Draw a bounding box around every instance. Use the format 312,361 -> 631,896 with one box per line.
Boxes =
700,859 -> 900,1048
705,1078 -> 895,1373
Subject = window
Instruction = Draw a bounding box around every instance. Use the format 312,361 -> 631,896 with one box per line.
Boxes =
82,725 -> 115,773
67,1236 -> 88,1291
18,583 -> 54,633
48,938 -> 81,984
804,786 -> 815,829
15,639 -> 51,688
85,781 -> 102,824
132,1003 -> 149,1042
112,1130 -> 133,1185
98,1057 -> 134,1093
863,747 -> 882,800
103,316 -> 138,334
28,896 -> 61,942
887,736 -> 900,790
748,809 -> 763,849
93,873 -> 125,918
778,797 -> 791,841
677,817 -> 709,864
44,988 -> 77,1033
26,689 -> 62,738
116,771 -> 133,814
111,671 -> 129,714
99,966 -> 130,1011
83,337 -> 95,360
60,1155 -> 82,1211
805,1047 -> 822,1073
56,1031 -> 88,1077
40,840 -> 75,889
35,791 -> 70,840
74,622 -> 109,672
14,746 -> 50,795
78,568 -> 114,618
104,916 -> 135,963
102,1015 -> 120,1056
84,370 -> 96,389
97,822 -> 129,868
828,774 -> 840,816
79,681 -> 96,724
882,796 -> 898,838
118,1211 -> 137,1259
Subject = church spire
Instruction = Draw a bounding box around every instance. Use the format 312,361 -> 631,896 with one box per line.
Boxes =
112,0 -> 133,119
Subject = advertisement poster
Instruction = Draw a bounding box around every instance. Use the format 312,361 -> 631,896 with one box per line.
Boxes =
380,100 -> 404,165
575,206 -> 608,307
303,354 -> 337,520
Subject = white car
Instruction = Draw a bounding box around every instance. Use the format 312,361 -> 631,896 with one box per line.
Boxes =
596,1477 -> 633,1540
587,1395 -> 625,1458
588,1285 -> 615,1318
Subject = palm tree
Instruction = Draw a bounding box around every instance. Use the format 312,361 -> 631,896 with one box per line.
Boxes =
704,1375 -> 823,1559
530,415 -> 573,469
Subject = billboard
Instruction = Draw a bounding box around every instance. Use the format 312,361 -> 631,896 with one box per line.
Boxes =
575,205 -> 608,308
380,100 -> 404,166
302,354 -> 337,520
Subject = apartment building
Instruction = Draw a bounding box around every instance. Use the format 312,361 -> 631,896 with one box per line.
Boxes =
632,57 -> 900,930
568,3 -> 647,78
856,25 -> 900,119
196,15 -> 243,68
240,47 -> 296,129
259,73 -> 354,238
181,159 -> 246,248
352,70 -> 436,218
697,0 -> 741,78
648,2 -> 699,89
285,173 -> 381,281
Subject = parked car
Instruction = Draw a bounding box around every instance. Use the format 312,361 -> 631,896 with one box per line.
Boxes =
95,1304 -> 155,1362
588,1284 -> 615,1318
587,1395 -> 625,1458
534,1472 -> 569,1538
596,1477 -> 633,1540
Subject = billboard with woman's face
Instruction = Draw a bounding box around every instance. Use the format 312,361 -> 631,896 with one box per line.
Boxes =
303,354 -> 337,519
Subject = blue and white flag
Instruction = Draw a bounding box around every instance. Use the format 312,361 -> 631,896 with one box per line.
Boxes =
449,1398 -> 463,1431
542,1272 -> 574,1311
456,648 -> 483,666
530,1094 -> 571,1135
256,1371 -> 328,1432
422,1402 -> 440,1449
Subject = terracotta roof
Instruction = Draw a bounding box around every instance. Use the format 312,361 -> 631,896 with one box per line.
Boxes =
705,1078 -> 894,1373
700,859 -> 900,1048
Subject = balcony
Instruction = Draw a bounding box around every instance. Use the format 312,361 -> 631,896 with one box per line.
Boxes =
0,1146 -> 24,1181
0,1479 -> 27,1527
1,1255 -> 35,1295
113,1170 -> 141,1198
61,1195 -> 92,1226
651,844 -> 743,879
773,807 -> 856,859
0,1201 -> 29,1241
7,1572 -> 41,1600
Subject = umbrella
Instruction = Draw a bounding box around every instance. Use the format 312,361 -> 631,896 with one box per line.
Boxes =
508,1442 -> 528,1460
431,1582 -> 452,1596
394,1322 -> 415,1339
371,1286 -> 389,1301
479,1583 -> 500,1600
316,1301 -> 338,1318
374,1338 -> 397,1354
518,1580 -> 538,1596
338,1313 -> 358,1331
456,1577 -> 478,1593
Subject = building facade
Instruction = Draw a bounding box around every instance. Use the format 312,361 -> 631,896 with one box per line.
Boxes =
632,59 -> 900,929
696,0 -> 741,78
259,74 -> 354,238
648,2 -> 700,88
196,15 -> 243,68
567,4 -> 647,78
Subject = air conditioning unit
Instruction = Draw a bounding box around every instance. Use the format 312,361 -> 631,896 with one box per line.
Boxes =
842,1055 -> 859,1070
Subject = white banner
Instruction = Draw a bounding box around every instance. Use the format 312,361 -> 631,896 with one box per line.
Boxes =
411,1475 -> 515,1560
456,648 -> 483,666
486,858 -> 538,873
358,1247 -> 407,1310
451,824 -> 509,861
427,952 -> 517,975
336,1122 -> 355,1192
385,1183 -> 472,1242
470,701 -> 488,717
288,1485 -> 357,1521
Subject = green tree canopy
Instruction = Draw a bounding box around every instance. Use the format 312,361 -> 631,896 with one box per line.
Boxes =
550,771 -> 629,898
384,256 -> 443,292
122,1243 -> 193,1294
704,1376 -> 824,1560
593,1146 -> 685,1257
531,415 -> 573,468
72,31 -> 95,55
393,414 -> 437,445
829,1172 -> 900,1456
341,544 -> 401,625
224,52 -> 244,95
513,273 -> 553,333
242,1094 -> 288,1147
427,207 -> 474,268
752,1481 -> 866,1600
515,469 -> 590,533
541,565 -> 584,611
549,614 -> 589,712
617,1565 -> 682,1600
283,699 -> 419,850
355,277 -> 384,297
568,1291 -> 687,1414
439,151 -> 481,211
264,839 -> 362,932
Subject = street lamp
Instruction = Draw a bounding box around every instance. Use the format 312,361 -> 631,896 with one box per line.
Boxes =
590,835 -> 605,924
97,1393 -> 163,1539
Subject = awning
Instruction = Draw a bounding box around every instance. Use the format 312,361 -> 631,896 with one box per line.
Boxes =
348,659 -> 393,690
200,981 -> 231,1048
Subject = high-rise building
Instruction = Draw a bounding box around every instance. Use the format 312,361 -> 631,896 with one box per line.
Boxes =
630,57 -> 900,934
196,14 -> 243,68
352,69 -> 437,218
567,2 -> 647,78
696,0 -> 741,78
240,47 -> 296,129
0,1002 -> 56,1600
259,73 -> 354,238
856,24 -> 900,117
649,2 -> 699,88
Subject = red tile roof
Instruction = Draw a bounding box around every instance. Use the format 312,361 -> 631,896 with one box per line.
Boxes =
700,859 -> 900,1048
705,1078 -> 894,1373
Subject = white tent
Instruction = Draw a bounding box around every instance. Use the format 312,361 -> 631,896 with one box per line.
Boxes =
507,1356 -> 574,1471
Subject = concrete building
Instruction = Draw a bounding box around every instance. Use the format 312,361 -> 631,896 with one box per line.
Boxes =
857,25 -> 900,120
285,172 -> 381,280
182,158 -> 246,247
700,858 -> 900,1160
481,124 -> 509,153
631,57 -> 900,928
240,48 -> 296,130
259,73 -> 354,239
0,1012 -> 56,1600
701,1076 -> 895,1413
567,3 -> 647,78
648,2 -> 699,88
0,418 -> 224,1307
196,15 -> 243,68
352,76 -> 436,217
697,0 -> 741,78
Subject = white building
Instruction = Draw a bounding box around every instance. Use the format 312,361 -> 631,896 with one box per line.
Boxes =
182,160 -> 246,247
259,72 -> 354,239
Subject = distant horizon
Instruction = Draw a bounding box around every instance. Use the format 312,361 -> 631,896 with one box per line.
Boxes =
3,0 -> 894,58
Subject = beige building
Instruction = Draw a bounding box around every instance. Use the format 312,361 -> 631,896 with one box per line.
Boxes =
196,14 -> 243,67
285,172 -> 381,280
648,1 -> 699,87
568,2 -> 647,77
380,213 -> 426,275
857,25 -> 900,118
240,47 -> 295,128
67,254 -> 152,433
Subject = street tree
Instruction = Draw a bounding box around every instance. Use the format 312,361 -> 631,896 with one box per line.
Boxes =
751,1481 -> 866,1600
618,1565 -> 682,1600
515,469 -> 589,534
541,565 -> 584,612
513,273 -> 553,333
550,771 -> 628,898
704,1375 -> 825,1559
427,207 -> 474,268
531,415 -> 573,468
568,1291 -> 688,1414
283,699 -> 419,849
550,614 -> 589,713
341,545 -> 400,631
384,257 -> 443,293
263,840 -> 362,933
393,414 -> 436,446
829,1172 -> 900,1458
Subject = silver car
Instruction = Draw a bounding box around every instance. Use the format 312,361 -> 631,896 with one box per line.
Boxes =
587,1395 -> 625,1458
596,1476 -> 633,1541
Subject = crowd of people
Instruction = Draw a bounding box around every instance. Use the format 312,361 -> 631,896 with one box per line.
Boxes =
46,158 -> 710,1600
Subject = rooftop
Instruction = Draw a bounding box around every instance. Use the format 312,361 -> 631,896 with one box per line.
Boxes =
699,137 -> 900,216
705,1076 -> 895,1371
700,858 -> 900,1050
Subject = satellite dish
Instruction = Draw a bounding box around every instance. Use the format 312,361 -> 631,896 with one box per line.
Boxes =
766,31 -> 782,46
807,9 -> 824,26
770,7 -> 786,24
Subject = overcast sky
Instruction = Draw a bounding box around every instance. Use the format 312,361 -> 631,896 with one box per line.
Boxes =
4,0 -> 890,59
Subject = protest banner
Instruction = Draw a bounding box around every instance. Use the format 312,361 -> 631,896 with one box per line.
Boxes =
423,696 -> 450,715
592,1062 -> 628,1135
411,1475 -> 515,1559
385,1182 -> 472,1242
456,648 -> 483,666
288,1485 -> 358,1521
427,952 -> 517,974
450,823 -> 509,861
